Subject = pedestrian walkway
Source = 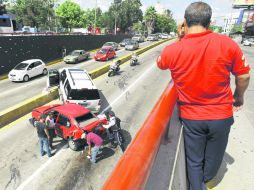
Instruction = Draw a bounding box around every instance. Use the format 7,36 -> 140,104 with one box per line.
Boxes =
207,109 -> 254,190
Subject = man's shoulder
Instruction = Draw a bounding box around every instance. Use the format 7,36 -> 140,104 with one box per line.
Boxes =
211,33 -> 238,46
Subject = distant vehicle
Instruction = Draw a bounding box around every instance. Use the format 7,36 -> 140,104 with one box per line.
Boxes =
119,38 -> 131,47
132,34 -> 145,43
8,59 -> 47,82
46,68 -> 101,113
63,50 -> 90,64
161,33 -> 170,39
243,39 -> 252,46
102,42 -> 119,50
94,46 -> 116,61
31,103 -> 107,150
72,28 -> 88,34
125,40 -> 139,50
0,15 -> 14,33
22,26 -> 37,33
155,33 -> 163,38
147,34 -> 159,41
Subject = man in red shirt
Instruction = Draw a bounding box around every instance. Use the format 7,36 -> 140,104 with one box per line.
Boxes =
157,2 -> 250,190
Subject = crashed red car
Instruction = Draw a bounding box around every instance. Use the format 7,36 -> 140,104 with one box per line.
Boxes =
31,103 -> 107,150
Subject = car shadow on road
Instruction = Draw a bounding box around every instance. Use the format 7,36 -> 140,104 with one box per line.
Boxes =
52,137 -> 69,154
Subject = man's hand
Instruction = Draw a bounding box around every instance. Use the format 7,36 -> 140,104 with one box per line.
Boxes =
233,95 -> 244,112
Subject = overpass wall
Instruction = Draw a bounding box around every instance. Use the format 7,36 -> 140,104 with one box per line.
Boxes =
0,34 -> 130,75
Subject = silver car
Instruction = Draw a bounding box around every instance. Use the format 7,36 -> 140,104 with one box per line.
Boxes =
125,40 -> 139,51
147,34 -> 159,41
64,50 -> 90,64
102,42 -> 119,50
132,34 -> 145,43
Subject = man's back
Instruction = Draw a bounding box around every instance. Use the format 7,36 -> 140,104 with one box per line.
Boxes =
158,31 -> 250,120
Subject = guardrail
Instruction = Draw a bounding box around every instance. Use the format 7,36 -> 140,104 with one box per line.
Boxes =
102,82 -> 178,190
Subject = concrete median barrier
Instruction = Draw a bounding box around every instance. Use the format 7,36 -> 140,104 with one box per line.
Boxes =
0,39 -> 173,128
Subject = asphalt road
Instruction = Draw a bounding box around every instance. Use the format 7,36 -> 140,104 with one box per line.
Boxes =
0,41 -> 173,190
0,40 -> 155,112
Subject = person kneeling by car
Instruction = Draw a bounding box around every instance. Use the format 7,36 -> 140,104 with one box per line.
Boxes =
81,132 -> 103,164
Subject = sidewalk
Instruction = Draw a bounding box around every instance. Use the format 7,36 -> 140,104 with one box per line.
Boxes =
207,109 -> 254,190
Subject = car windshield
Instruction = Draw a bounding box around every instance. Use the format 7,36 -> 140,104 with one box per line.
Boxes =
98,49 -> 108,54
14,63 -> 29,70
75,112 -> 98,127
70,51 -> 80,56
122,39 -> 130,42
104,42 -> 113,46
68,89 -> 100,100
126,40 -> 135,45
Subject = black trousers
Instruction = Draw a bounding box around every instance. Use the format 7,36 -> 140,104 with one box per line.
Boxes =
48,128 -> 55,148
182,117 -> 234,190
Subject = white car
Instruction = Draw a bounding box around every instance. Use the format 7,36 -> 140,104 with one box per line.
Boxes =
8,59 -> 47,82
243,40 -> 252,46
46,68 -> 101,113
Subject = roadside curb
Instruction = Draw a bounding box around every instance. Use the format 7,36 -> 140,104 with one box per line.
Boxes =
0,39 -> 173,128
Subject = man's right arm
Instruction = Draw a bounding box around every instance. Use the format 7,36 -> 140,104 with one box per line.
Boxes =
233,74 -> 250,111
232,45 -> 251,111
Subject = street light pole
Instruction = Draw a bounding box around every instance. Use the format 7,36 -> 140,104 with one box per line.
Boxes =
94,0 -> 97,34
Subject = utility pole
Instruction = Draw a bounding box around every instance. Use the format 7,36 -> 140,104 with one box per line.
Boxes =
94,0 -> 97,34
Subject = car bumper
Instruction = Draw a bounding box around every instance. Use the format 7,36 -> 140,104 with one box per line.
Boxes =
64,60 -> 76,63
8,75 -> 23,81
95,57 -> 107,61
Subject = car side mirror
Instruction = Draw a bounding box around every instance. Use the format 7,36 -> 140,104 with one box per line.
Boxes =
66,121 -> 71,128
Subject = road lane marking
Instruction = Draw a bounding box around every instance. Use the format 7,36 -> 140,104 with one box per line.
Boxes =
16,149 -> 64,190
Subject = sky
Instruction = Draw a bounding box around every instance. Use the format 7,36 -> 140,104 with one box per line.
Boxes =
70,0 -> 241,26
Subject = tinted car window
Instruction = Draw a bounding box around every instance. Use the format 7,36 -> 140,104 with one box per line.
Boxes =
68,89 -> 100,100
34,61 -> 42,67
64,79 -> 71,97
75,113 -> 97,126
60,70 -> 67,84
28,63 -> 34,69
58,114 -> 70,128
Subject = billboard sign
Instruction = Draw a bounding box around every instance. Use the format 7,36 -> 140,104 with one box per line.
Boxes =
233,0 -> 254,8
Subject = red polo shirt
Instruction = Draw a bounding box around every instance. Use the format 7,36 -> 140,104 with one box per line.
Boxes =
157,31 -> 250,120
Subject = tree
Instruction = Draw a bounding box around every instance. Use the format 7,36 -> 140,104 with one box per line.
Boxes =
103,0 -> 143,33
154,14 -> 176,33
230,24 -> 243,33
10,0 -> 55,29
144,6 -> 157,34
56,0 -> 83,30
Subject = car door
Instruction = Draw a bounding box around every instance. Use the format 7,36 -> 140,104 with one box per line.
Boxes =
34,61 -> 43,76
55,113 -> 71,139
27,63 -> 36,77
46,69 -> 60,89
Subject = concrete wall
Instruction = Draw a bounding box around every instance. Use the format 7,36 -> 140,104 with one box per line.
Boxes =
0,34 -> 130,75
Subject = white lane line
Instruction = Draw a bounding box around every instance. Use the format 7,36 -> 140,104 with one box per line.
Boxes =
16,149 -> 64,190
101,63 -> 156,114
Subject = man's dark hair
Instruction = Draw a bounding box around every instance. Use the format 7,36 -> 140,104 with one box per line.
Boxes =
184,2 -> 212,28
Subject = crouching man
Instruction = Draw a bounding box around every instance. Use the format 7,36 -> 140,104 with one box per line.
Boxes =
82,132 -> 103,164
